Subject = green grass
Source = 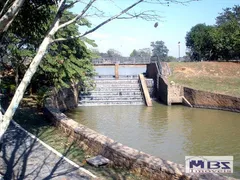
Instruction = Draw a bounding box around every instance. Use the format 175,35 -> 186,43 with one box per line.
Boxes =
11,97 -> 146,180
168,62 -> 240,97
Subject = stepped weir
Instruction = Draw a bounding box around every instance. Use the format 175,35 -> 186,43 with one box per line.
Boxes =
79,58 -> 153,106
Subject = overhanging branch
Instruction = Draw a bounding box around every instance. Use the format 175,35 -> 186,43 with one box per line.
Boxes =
51,35 -> 81,43
117,10 -> 162,21
80,0 -> 144,37
56,0 -> 97,31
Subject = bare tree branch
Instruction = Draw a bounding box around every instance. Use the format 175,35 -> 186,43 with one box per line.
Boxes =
51,35 -> 81,43
56,0 -> 97,31
57,0 -> 66,12
62,0 -> 80,11
144,0 -> 198,5
80,0 -> 144,37
117,10 -> 162,21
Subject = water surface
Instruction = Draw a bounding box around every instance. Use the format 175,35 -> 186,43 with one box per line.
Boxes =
66,102 -> 240,178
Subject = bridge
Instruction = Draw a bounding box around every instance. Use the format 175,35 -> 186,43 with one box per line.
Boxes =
92,57 -> 151,79
92,56 -> 151,65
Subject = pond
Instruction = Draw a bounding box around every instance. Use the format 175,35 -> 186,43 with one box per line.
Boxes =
66,102 -> 240,178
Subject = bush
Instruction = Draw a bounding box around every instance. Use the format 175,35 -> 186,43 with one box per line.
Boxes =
36,86 -> 49,108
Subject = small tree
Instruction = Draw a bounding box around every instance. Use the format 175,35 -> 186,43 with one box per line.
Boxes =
151,41 -> 169,61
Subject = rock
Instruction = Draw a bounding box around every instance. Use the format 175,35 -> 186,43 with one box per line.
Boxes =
86,155 -> 110,167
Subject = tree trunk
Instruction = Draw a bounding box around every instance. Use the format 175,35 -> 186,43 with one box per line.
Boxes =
0,35 -> 52,139
29,83 -> 33,96
0,0 -> 25,33
15,66 -> 19,87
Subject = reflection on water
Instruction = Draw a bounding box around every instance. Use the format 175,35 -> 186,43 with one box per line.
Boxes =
95,66 -> 146,76
66,102 -> 240,178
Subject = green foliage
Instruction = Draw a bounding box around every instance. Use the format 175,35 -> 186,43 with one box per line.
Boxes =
130,48 -> 151,58
130,49 -> 138,57
151,41 -> 169,61
216,5 -> 240,26
107,49 -> 122,57
186,24 -> 215,61
38,10 -> 96,89
36,86 -> 49,108
186,5 -> 240,61
0,77 -> 16,95
1,4 -> 96,91
166,56 -> 177,62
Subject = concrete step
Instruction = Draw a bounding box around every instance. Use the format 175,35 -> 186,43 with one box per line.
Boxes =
79,78 -> 145,106
80,94 -> 142,98
79,100 -> 144,106
94,76 -> 138,80
95,84 -> 140,88
94,79 -> 139,84
81,91 -> 142,96
92,87 -> 141,91
80,96 -> 143,101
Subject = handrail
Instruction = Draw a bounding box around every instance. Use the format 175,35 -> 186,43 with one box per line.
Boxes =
139,74 -> 152,107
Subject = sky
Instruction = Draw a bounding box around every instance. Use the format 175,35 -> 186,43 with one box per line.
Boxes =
71,0 -> 240,57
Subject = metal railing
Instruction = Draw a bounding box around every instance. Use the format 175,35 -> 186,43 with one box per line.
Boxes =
92,57 -> 151,65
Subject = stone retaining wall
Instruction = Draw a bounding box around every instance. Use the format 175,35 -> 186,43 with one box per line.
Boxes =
44,107 -> 190,179
44,102 -> 231,180
43,83 -> 191,179
44,103 -> 190,179
184,87 -> 240,113
43,81 -> 233,180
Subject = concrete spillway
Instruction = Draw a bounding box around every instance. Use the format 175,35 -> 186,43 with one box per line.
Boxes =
79,78 -> 144,106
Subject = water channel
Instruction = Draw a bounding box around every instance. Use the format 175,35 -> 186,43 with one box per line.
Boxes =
66,102 -> 240,178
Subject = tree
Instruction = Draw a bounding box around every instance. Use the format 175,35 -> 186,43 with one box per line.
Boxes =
107,49 -> 122,58
130,49 -> 138,57
166,56 -> 177,62
185,5 -> 240,61
0,0 -> 57,90
130,48 -> 151,58
186,24 -> 215,61
151,41 -> 169,61
0,0 -> 198,139
215,5 -> 240,60
216,5 -> 240,26
0,0 -> 55,34
0,0 -> 26,33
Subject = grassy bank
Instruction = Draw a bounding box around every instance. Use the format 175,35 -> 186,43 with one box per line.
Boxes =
168,62 -> 240,97
8,96 -> 145,180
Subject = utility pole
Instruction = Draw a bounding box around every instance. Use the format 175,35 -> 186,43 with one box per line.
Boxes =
178,41 -> 180,61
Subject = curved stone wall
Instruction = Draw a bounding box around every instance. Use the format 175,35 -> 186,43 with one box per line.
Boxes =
43,85 -> 231,180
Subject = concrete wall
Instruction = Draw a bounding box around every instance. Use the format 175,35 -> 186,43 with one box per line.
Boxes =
158,75 -> 169,105
146,63 -> 183,105
146,63 -> 159,98
145,79 -> 154,98
146,63 -> 158,79
184,87 -> 240,113
168,84 -> 184,104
